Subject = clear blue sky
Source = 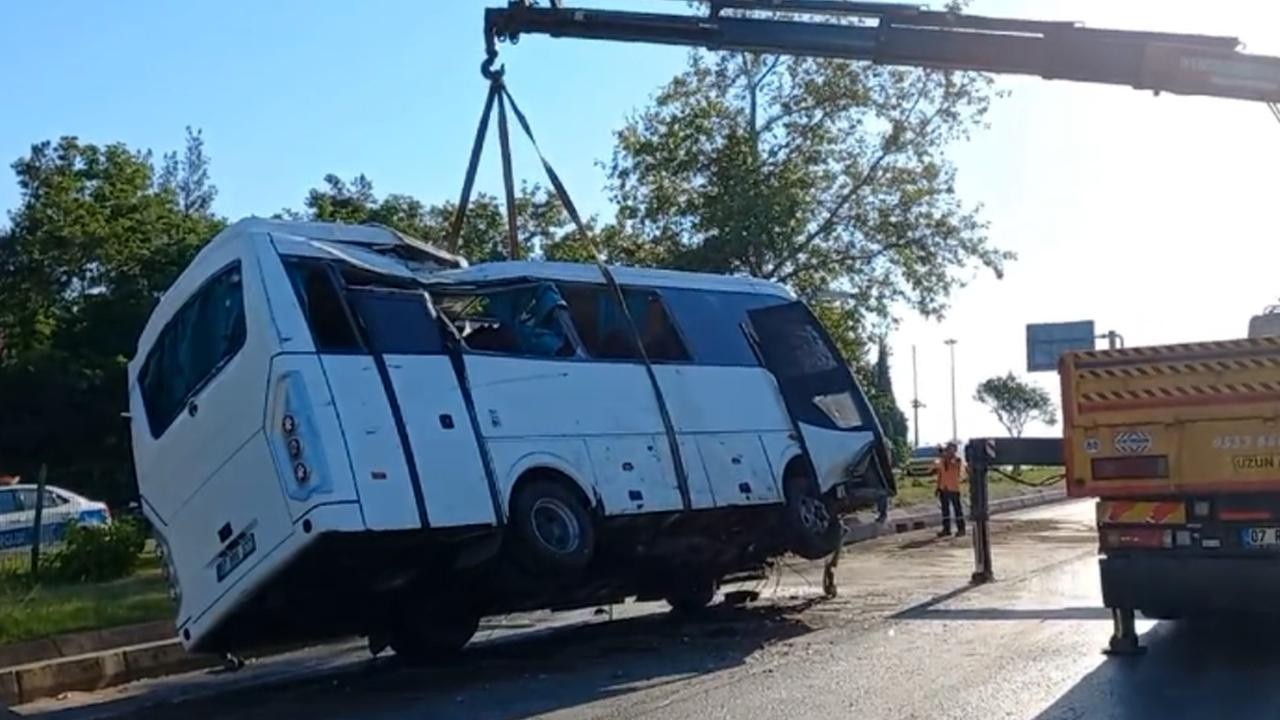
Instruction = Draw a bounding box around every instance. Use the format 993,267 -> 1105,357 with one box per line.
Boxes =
3,0 -> 1278,441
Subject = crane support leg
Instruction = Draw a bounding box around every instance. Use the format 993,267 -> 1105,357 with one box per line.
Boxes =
1105,607 -> 1146,656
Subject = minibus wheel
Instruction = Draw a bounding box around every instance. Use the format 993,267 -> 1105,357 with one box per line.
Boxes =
390,601 -> 481,664
663,577 -> 717,614
510,477 -> 596,574
783,467 -> 842,560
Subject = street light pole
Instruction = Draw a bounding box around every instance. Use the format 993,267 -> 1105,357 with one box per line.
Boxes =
945,338 -> 958,442
911,345 -> 923,448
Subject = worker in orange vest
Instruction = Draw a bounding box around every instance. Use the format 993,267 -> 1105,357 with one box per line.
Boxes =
935,441 -> 966,537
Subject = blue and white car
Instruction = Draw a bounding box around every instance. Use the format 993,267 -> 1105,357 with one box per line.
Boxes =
0,485 -> 111,552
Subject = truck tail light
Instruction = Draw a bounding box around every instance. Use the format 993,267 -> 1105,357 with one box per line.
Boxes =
1219,508 -> 1274,521
1092,455 -> 1169,480
1103,527 -> 1171,549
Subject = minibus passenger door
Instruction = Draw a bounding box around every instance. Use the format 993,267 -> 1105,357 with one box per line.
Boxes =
745,302 -> 893,495
345,289 -> 500,529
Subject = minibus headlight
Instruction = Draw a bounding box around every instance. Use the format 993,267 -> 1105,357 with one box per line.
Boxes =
288,437 -> 302,459
294,462 -> 309,484
282,414 -> 297,435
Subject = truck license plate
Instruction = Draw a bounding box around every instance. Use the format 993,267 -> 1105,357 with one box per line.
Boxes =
1242,527 -> 1280,548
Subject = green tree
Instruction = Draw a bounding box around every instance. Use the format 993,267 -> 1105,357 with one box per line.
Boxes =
605,51 -> 1013,365
870,339 -> 910,462
287,174 -> 608,264
974,372 -> 1058,438
158,127 -> 218,217
0,133 -> 222,503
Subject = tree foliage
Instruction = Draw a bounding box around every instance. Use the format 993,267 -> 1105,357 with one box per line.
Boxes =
0,133 -> 223,503
286,173 -> 622,265
974,372 -> 1057,438
870,339 -> 910,462
605,50 -> 1012,364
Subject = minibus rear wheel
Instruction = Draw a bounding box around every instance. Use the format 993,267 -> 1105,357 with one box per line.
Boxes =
390,601 -> 481,665
663,576 -> 717,614
783,465 -> 842,560
509,476 -> 596,574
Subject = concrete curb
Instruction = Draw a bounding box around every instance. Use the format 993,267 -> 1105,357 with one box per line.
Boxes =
843,487 -> 1068,544
0,639 -> 214,706
0,620 -> 174,670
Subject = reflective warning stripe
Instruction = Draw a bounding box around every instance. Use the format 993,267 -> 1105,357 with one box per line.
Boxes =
1078,381 -> 1280,405
1075,336 -> 1280,365
1076,356 -> 1280,379
1098,500 -> 1186,525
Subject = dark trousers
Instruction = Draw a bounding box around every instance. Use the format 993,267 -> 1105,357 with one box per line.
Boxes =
939,490 -> 965,533
874,495 -> 889,522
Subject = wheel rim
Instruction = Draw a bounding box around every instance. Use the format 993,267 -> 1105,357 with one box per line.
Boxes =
797,495 -> 831,535
530,497 -> 581,554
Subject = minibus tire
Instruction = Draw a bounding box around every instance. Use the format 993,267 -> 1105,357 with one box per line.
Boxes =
390,605 -> 481,664
664,577 -> 717,614
783,470 -> 841,560
510,478 -> 596,574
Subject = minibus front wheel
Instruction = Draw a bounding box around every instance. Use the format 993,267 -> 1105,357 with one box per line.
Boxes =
782,462 -> 842,560
509,474 -> 597,575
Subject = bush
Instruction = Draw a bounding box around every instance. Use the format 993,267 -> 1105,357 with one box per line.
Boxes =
46,517 -> 147,583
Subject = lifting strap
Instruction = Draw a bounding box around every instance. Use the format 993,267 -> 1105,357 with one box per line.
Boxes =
445,63 -> 694,512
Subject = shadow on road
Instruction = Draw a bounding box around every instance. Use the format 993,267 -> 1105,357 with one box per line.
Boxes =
1035,617 -> 1280,719
42,601 -> 818,720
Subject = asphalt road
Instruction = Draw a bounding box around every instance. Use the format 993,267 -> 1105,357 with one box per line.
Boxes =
19,500 -> 1280,720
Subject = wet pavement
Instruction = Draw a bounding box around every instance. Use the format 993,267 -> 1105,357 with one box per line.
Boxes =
17,500 -> 1280,719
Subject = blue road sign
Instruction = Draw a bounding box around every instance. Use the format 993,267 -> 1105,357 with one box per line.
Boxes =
1026,320 -> 1095,372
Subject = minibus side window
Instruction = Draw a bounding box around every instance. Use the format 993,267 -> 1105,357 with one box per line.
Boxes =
657,289 -> 784,367
282,260 -> 361,352
557,284 -> 689,362
138,263 -> 246,438
347,291 -> 444,355
436,283 -> 581,359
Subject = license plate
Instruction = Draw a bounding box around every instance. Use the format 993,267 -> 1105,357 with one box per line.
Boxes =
215,532 -> 256,582
1241,527 -> 1280,547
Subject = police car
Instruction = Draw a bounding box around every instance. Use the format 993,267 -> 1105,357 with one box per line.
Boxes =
0,484 -> 111,552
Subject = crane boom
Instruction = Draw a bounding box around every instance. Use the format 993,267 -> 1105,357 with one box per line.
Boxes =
485,1 -> 1280,105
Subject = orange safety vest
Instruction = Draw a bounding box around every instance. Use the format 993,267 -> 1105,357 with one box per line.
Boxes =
935,457 -> 964,492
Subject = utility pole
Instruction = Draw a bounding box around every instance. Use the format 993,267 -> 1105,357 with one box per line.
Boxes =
945,339 -> 958,442
911,345 -> 923,448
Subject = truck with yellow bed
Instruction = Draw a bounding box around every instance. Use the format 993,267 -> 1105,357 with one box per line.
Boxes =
1061,309 -> 1280,620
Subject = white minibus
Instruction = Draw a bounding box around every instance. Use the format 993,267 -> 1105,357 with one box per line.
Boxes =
129,218 -> 892,659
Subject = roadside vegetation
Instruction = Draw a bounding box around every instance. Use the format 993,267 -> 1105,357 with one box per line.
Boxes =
0,552 -> 172,646
891,466 -> 1064,510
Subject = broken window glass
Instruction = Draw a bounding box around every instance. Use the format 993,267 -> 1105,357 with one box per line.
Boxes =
436,283 -> 581,359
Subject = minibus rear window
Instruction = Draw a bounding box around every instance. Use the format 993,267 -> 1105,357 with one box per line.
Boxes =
283,260 -> 362,352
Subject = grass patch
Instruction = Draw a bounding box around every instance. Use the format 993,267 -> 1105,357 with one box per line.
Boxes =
891,466 -> 1064,510
0,553 -> 175,646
